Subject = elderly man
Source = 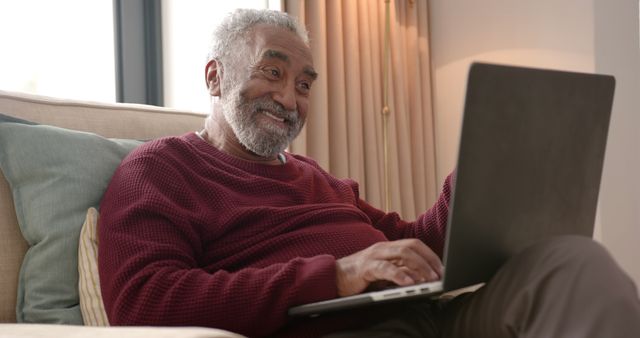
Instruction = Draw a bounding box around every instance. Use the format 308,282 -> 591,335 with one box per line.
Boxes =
98,8 -> 640,338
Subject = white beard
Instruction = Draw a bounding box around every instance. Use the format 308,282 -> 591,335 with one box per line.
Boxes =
220,82 -> 304,159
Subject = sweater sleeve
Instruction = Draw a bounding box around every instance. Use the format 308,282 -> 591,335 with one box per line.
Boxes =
356,172 -> 454,258
98,151 -> 338,337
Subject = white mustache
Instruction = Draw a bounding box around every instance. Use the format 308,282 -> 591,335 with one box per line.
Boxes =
250,99 -> 299,124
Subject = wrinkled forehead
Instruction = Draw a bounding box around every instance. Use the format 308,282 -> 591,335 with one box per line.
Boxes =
247,24 -> 314,68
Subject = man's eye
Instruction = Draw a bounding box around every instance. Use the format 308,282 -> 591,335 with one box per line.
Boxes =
298,82 -> 311,93
266,68 -> 280,78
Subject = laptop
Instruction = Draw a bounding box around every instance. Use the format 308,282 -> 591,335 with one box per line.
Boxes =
288,62 -> 615,318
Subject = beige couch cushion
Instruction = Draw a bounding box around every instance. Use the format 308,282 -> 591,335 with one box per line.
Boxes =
0,177 -> 27,323
0,90 -> 205,323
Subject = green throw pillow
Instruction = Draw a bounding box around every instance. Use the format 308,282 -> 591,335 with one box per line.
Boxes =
0,120 -> 142,324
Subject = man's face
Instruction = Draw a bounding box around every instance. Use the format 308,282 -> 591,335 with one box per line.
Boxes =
219,24 -> 317,159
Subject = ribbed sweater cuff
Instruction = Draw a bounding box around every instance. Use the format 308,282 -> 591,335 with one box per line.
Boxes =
292,255 -> 339,306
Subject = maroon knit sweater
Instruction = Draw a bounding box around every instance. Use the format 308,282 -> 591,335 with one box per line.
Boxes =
98,132 -> 452,338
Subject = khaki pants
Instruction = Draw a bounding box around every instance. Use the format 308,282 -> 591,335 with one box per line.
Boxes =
324,236 -> 640,338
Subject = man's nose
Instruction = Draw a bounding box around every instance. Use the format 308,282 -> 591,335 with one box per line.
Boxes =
272,83 -> 297,112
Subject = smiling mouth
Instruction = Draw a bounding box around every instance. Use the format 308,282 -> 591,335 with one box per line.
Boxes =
262,110 -> 286,123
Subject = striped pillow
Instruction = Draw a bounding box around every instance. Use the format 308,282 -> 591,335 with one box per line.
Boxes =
78,207 -> 109,326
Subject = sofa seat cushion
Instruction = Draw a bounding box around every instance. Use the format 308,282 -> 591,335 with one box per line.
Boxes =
0,324 -> 246,338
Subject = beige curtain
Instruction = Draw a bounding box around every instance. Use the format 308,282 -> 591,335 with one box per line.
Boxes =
285,0 -> 437,220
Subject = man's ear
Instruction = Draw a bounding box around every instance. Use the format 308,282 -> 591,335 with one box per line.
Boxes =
205,59 -> 222,96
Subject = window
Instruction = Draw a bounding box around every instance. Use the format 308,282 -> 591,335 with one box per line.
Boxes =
161,0 -> 281,113
0,1 -> 281,107
0,0 -> 116,102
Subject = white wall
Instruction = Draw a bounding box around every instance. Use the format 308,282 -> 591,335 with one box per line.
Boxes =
593,0 -> 640,286
429,0 -> 640,284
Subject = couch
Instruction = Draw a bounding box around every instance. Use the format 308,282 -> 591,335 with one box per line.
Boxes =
0,89 -> 244,337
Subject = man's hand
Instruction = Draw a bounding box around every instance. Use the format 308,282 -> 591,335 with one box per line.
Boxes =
335,239 -> 444,297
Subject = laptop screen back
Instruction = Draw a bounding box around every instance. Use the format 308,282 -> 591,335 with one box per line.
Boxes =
442,63 -> 615,291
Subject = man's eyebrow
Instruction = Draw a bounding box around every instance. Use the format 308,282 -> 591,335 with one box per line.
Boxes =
263,49 -> 289,63
262,49 -> 318,80
303,67 -> 318,80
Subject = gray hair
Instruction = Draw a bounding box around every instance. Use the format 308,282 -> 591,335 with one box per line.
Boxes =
207,9 -> 309,65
